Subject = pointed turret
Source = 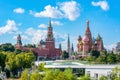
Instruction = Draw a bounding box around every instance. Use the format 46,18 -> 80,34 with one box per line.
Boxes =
46,18 -> 55,49
96,34 -> 104,51
46,18 -> 54,41
71,43 -> 74,53
78,35 -> 82,41
67,34 -> 71,55
49,17 -> 52,28
83,20 -> 92,54
96,34 -> 102,40
86,20 -> 90,32
59,43 -> 62,50
17,34 -> 22,46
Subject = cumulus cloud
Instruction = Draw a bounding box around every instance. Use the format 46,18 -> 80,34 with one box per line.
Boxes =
30,1 -> 80,21
0,20 -> 18,35
26,28 -> 47,44
38,24 -> 47,28
51,21 -> 63,26
13,8 -> 25,14
104,43 -> 117,51
60,1 -> 80,21
30,5 -> 63,18
91,0 -> 109,11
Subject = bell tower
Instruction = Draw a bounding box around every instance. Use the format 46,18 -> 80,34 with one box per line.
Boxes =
15,34 -> 22,48
46,18 -> 55,49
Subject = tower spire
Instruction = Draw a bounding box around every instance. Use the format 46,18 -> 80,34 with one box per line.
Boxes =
86,20 -> 90,32
71,43 -> 74,53
67,34 -> 70,54
46,18 -> 54,41
59,43 -> 62,50
17,34 -> 22,46
49,17 -> 52,27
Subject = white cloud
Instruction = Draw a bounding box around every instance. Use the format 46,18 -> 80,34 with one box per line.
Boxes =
13,35 -> 28,40
0,20 -> 18,35
60,1 -> 80,21
26,28 -> 47,44
30,5 -> 63,18
30,1 -> 80,21
13,8 -> 25,14
38,24 -> 47,28
91,0 -> 109,11
104,43 -> 117,50
51,21 -> 63,26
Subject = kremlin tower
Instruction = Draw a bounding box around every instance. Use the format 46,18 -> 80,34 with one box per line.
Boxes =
15,19 -> 62,60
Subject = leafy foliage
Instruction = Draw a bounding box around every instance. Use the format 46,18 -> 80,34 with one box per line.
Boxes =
20,69 -> 28,80
90,50 -> 100,58
99,75 -> 108,80
62,51 -> 69,59
30,71 -> 43,80
0,43 -> 14,52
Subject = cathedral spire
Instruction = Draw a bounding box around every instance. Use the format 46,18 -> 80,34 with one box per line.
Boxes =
86,20 -> 90,32
78,35 -> 82,41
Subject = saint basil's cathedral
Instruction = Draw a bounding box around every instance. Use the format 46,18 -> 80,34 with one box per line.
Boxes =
77,20 -> 104,56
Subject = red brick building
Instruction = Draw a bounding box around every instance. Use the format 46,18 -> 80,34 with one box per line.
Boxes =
15,20 -> 62,60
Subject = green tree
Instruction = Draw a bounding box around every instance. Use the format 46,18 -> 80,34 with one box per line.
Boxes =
116,54 -> 120,63
62,51 -> 69,59
97,55 -> 106,64
99,75 -> 108,80
14,49 -> 22,54
111,67 -> 120,80
64,68 -> 77,80
0,52 -> 6,70
56,71 -> 67,80
23,51 -> 35,68
15,53 -> 25,69
38,63 -> 45,72
30,71 -> 43,80
5,53 -> 16,71
43,70 -> 55,80
90,50 -> 100,58
107,53 -> 116,64
0,43 -> 14,52
20,69 -> 29,80
24,44 -> 36,48
5,53 -> 17,77
79,75 -> 91,80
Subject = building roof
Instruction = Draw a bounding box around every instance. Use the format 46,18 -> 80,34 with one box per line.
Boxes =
35,60 -> 120,69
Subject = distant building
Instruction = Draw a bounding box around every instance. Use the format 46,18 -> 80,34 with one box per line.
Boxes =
15,19 -> 62,60
66,34 -> 74,57
113,42 -> 120,54
77,20 -> 104,56
35,60 -> 120,80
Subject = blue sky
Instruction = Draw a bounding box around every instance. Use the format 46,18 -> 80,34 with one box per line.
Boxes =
0,0 -> 120,50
